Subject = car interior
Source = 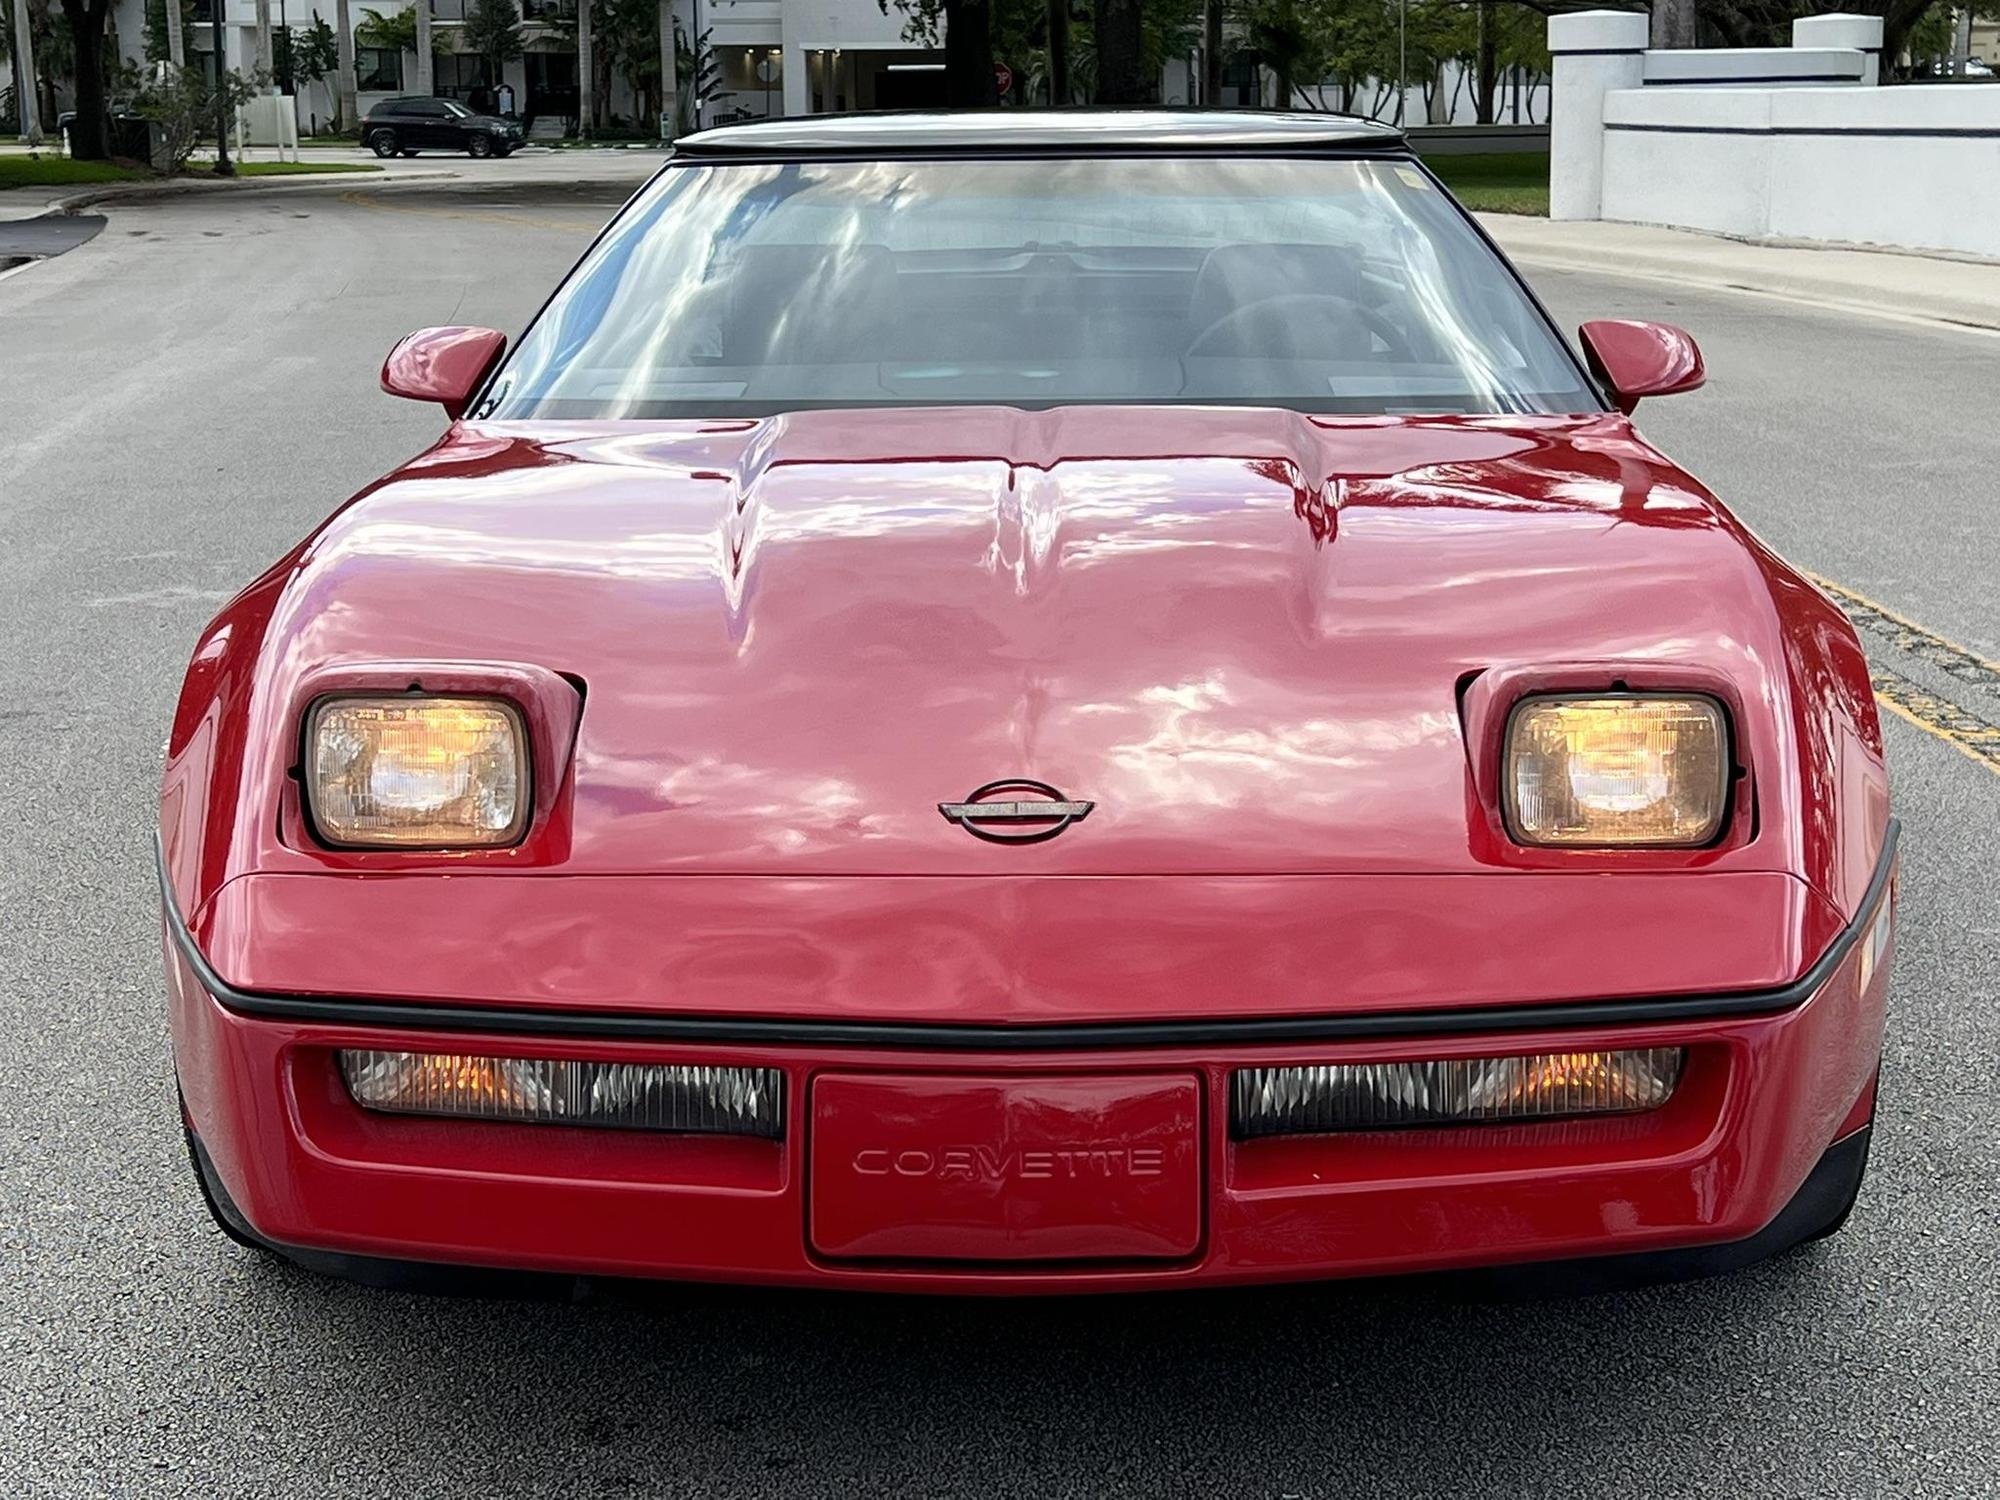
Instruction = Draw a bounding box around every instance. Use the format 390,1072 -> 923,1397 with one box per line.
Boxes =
486,161 -> 1598,417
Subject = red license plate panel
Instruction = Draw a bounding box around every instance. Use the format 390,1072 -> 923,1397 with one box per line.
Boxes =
809,1073 -> 1203,1262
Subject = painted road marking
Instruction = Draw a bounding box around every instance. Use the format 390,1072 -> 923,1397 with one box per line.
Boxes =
1812,576 -> 2000,777
1813,575 -> 2000,691
1869,668 -> 2000,777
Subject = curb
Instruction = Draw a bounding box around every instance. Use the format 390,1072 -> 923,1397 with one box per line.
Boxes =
1481,214 -> 2000,335
43,167 -> 462,216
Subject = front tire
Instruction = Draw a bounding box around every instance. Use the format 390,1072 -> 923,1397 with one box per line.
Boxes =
367,128 -> 397,158
468,135 -> 493,158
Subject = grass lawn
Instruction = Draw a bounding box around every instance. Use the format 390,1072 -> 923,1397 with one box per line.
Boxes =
0,155 -> 381,190
0,156 -> 147,189
1421,152 -> 1550,216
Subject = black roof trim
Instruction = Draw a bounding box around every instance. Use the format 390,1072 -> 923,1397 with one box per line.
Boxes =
671,108 -> 1408,160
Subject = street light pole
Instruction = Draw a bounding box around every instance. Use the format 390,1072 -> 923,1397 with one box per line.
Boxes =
213,0 -> 235,174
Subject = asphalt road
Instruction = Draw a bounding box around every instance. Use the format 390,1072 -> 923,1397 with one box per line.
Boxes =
1,177 -> 1995,1498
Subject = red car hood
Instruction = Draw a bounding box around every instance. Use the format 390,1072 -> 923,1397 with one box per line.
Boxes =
263,405 -> 1801,879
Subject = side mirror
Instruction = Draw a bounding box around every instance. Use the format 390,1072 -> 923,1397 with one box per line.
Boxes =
1578,320 -> 1704,414
380,326 -> 508,420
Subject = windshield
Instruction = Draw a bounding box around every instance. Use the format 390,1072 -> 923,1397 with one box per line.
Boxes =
480,156 -> 1600,420
443,101 -> 472,117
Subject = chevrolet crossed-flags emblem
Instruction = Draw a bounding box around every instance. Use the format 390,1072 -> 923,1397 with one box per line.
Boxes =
938,779 -> 1095,845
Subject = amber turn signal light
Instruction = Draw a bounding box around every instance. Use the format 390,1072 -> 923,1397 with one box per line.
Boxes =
1232,1049 -> 1686,1136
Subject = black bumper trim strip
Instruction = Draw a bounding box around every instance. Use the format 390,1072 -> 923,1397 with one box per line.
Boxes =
159,821 -> 1897,1051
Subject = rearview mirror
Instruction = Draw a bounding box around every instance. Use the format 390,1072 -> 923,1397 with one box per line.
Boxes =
1578,320 -> 1705,414
380,326 -> 508,419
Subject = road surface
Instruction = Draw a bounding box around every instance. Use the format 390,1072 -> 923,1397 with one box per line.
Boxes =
1,177 -> 1994,1497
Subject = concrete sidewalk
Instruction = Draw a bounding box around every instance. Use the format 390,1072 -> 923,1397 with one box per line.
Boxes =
1483,213 -> 2000,333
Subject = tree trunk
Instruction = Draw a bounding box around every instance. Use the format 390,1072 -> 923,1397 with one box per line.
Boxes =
1200,0 -> 1219,106
657,0 -> 676,137
1047,0 -> 1069,105
1092,0 -> 1146,102
415,0 -> 433,95
57,0 -> 108,158
254,0 -> 273,87
1475,0 -> 1495,124
334,0 -> 356,130
10,0 -> 44,142
941,0 -> 995,107
577,0 -> 592,131
1650,0 -> 1695,50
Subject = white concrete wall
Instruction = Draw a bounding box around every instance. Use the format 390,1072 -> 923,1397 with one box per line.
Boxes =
1548,9 -> 1647,221
1550,10 -> 2000,258
778,0 -> 908,116
1601,82 -> 2000,257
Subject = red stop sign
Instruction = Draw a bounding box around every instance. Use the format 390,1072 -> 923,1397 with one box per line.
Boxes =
994,61 -> 1014,97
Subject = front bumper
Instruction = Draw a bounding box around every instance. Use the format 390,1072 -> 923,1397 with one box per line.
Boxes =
164,846 -> 1893,1294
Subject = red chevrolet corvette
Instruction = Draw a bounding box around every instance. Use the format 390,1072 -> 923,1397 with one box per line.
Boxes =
160,111 -> 1895,1293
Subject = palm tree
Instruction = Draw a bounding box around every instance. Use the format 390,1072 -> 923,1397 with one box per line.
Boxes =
335,0 -> 357,130
8,0 -> 46,142
655,0 -> 674,135
415,0 -> 433,95
577,0 -> 593,134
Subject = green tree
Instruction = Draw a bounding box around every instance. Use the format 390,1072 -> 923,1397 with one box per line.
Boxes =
879,0 -> 999,105
356,5 -> 446,57
1690,0 -> 1999,75
132,61 -> 257,170
462,0 -> 522,86
595,0 -> 660,122
290,16 -> 338,113
141,0 -> 195,64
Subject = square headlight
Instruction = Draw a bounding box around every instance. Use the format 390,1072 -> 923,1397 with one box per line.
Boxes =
1505,694 -> 1729,847
306,695 -> 529,848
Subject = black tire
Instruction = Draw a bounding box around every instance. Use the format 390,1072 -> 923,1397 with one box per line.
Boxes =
367,128 -> 397,158
468,135 -> 493,158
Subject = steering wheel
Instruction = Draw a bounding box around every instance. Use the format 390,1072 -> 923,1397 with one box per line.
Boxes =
1186,293 -> 1413,362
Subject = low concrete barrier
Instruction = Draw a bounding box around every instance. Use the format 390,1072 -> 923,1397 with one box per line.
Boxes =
1551,9 -> 2000,257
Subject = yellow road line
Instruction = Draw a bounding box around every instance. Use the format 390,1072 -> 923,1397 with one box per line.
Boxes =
1812,573 -> 2000,686
1869,668 -> 2000,777
336,190 -> 604,233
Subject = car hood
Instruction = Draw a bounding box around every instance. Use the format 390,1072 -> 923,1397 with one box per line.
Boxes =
262,406 -> 1804,878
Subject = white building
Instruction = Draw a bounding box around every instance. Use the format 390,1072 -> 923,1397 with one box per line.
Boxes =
9,0 -> 1538,140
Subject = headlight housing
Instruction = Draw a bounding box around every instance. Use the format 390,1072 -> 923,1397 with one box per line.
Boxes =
305,695 -> 530,848
1505,694 -> 1729,847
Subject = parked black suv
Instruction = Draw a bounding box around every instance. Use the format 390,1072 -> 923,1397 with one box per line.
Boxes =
363,97 -> 524,158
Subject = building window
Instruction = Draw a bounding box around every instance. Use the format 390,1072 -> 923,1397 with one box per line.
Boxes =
356,47 -> 402,91
437,55 -> 487,98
